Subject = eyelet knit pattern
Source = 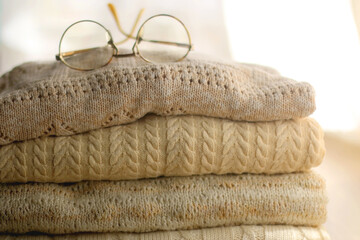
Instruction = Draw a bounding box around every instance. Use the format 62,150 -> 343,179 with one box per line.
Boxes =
0,115 -> 325,183
0,225 -> 330,240
0,54 -> 315,145
0,172 -> 327,234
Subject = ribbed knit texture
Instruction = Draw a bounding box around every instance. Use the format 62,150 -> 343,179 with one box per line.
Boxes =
0,172 -> 327,234
0,225 -> 330,240
0,115 -> 325,183
0,54 -> 316,145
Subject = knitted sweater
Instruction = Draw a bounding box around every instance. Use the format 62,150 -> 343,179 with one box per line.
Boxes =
0,115 -> 325,183
0,55 -> 315,145
0,225 -> 330,240
0,173 -> 327,234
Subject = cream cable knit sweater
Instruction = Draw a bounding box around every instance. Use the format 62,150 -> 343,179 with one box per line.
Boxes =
0,115 -> 325,183
0,173 -> 327,234
0,225 -> 330,240
0,55 -> 315,145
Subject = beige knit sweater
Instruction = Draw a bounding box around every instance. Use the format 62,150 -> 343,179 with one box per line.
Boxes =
0,55 -> 315,145
0,225 -> 330,240
0,115 -> 325,183
0,173 -> 327,234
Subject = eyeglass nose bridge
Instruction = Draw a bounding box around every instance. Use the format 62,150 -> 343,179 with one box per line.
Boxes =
108,36 -> 138,58
110,40 -> 138,59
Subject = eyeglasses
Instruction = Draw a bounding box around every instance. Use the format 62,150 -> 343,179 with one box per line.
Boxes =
55,4 -> 192,71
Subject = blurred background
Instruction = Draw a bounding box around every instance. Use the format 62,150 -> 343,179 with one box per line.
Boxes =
1,0 -> 359,239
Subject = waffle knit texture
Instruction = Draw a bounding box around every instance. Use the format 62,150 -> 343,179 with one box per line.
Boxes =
0,172 -> 327,234
0,115 -> 325,183
0,54 -> 316,145
0,225 -> 330,240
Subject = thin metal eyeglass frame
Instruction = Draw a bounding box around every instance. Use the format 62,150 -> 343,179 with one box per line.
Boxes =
55,8 -> 192,70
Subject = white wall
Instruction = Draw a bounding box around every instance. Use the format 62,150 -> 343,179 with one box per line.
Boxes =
224,0 -> 360,131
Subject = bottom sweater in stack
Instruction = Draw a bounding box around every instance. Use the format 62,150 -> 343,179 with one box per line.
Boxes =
1,173 -> 327,233
0,173 -> 328,239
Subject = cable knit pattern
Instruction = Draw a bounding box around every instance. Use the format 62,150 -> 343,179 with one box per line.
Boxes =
12,144 -> 27,182
271,121 -> 301,171
0,145 -> 27,182
221,121 -> 250,173
0,115 -> 325,183
87,129 -> 103,180
108,122 -> 140,179
305,119 -> 324,169
121,122 -> 140,178
200,117 -> 216,173
0,54 -> 316,145
109,124 -> 123,177
166,116 -> 196,175
33,138 -> 48,181
0,225 -> 330,240
0,173 -> 327,234
254,124 -> 270,172
144,116 -> 162,178
53,136 -> 81,182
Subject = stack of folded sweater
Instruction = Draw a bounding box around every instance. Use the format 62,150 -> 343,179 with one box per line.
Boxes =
0,55 -> 329,239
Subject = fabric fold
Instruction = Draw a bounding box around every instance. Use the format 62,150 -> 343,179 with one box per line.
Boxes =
0,55 -> 316,145
0,115 -> 325,183
0,172 -> 327,234
0,225 -> 330,240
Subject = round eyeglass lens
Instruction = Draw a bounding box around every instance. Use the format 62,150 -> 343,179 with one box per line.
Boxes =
59,20 -> 114,70
136,15 -> 191,63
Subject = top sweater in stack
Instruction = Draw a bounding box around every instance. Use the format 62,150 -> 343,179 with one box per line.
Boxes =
0,55 -> 315,145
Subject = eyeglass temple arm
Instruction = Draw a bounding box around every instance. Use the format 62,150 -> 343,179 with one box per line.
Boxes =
107,3 -> 144,45
108,3 -> 193,50
138,38 -> 192,49
56,47 -> 101,60
56,45 -> 119,60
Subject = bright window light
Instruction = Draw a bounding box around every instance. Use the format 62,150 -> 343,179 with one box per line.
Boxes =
223,0 -> 360,131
